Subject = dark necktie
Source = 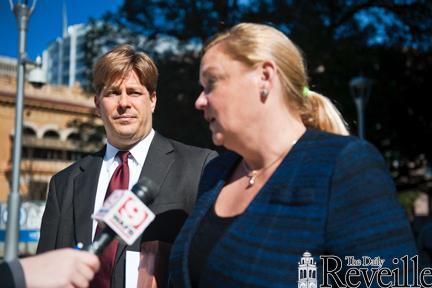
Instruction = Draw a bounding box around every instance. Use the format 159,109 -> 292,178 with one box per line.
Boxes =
91,150 -> 130,288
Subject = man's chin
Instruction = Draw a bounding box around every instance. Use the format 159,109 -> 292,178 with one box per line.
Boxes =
111,129 -> 137,140
114,125 -> 138,135
118,131 -> 140,140
108,132 -> 141,149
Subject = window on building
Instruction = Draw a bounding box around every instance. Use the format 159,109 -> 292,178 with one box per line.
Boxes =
28,180 -> 48,200
88,133 -> 103,143
43,130 -> 60,139
22,147 -> 34,159
67,132 -> 81,142
23,127 -> 36,137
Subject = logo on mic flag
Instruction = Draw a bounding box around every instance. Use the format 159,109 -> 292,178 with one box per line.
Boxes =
92,189 -> 155,245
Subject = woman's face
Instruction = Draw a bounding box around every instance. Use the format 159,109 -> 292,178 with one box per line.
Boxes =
195,44 -> 263,148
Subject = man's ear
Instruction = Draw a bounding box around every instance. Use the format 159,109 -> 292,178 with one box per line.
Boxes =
150,92 -> 157,113
94,95 -> 101,117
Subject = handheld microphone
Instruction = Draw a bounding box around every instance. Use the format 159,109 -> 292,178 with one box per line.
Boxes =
84,178 -> 157,255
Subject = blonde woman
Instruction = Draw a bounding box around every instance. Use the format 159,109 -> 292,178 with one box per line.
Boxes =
169,23 -> 416,287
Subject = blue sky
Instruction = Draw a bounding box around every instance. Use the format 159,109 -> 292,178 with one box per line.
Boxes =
0,0 -> 124,60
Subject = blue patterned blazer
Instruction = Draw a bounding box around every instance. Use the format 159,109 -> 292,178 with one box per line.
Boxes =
169,129 -> 417,287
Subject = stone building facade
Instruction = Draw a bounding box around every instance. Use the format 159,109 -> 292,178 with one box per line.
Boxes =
0,74 -> 103,201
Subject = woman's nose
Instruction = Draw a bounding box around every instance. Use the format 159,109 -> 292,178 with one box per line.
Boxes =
195,92 -> 208,110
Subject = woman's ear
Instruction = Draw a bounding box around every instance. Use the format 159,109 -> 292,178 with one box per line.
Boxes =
259,60 -> 277,101
261,60 -> 277,82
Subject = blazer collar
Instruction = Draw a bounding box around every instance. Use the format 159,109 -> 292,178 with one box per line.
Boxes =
193,128 -> 317,212
73,147 -> 105,246
178,151 -> 239,287
137,132 -> 174,196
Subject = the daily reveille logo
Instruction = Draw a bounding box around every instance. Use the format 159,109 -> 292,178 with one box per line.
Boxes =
298,251 -> 432,288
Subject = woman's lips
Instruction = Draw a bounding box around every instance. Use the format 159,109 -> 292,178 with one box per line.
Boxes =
205,115 -> 215,122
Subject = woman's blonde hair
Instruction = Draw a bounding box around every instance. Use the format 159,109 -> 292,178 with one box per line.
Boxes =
203,23 -> 349,135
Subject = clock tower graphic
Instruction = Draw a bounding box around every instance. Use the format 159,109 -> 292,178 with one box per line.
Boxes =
298,251 -> 317,288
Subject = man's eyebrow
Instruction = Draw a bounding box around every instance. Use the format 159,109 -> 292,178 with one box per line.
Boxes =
103,85 -> 120,91
126,86 -> 145,90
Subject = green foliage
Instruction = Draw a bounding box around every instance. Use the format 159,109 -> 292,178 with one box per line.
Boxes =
398,190 -> 420,219
81,0 -> 432,159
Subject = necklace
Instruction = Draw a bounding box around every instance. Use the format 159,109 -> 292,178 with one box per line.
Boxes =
242,140 -> 297,187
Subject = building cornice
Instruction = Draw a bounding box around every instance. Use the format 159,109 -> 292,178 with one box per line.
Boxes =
0,74 -> 96,115
0,91 -> 96,115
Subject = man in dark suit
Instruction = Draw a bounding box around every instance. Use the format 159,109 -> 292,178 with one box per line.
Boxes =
37,44 -> 216,288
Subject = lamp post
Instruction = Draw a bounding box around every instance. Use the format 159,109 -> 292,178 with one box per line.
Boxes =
350,75 -> 372,139
4,0 -> 39,261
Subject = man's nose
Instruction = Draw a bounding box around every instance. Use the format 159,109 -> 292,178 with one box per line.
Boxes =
118,92 -> 130,108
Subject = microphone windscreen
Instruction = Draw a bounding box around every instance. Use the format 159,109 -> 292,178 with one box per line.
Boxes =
132,177 -> 157,205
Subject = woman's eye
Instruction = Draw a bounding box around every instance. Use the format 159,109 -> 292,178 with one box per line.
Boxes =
204,79 -> 216,93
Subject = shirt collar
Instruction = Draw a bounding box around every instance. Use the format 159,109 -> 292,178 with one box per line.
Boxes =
129,129 -> 155,166
104,129 -> 155,166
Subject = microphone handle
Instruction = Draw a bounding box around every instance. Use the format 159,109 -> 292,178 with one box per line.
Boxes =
84,228 -> 117,255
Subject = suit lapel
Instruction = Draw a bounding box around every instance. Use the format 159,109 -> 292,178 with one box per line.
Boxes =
73,148 -> 105,246
115,133 -> 175,263
137,133 -> 175,200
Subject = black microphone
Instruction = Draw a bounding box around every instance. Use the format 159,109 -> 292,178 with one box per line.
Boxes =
84,178 -> 157,255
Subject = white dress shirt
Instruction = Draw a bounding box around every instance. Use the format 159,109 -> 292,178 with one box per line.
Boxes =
92,129 -> 155,239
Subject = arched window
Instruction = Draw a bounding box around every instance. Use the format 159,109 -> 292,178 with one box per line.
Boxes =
23,126 -> 36,137
43,130 -> 60,139
88,133 -> 103,143
67,132 -> 81,141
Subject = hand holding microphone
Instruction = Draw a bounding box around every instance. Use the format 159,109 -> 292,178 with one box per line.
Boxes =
84,178 -> 157,255
20,248 -> 100,288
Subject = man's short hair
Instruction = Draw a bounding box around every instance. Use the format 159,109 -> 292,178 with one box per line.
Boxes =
93,44 -> 158,95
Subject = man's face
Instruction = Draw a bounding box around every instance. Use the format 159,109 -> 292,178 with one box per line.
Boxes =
95,70 -> 157,149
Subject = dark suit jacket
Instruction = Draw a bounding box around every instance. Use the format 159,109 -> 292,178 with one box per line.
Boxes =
169,129 -> 417,287
0,260 -> 24,288
37,132 -> 216,287
0,262 -> 14,288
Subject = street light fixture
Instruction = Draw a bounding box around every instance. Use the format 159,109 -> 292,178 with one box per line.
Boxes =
5,0 -> 45,261
350,75 -> 372,139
